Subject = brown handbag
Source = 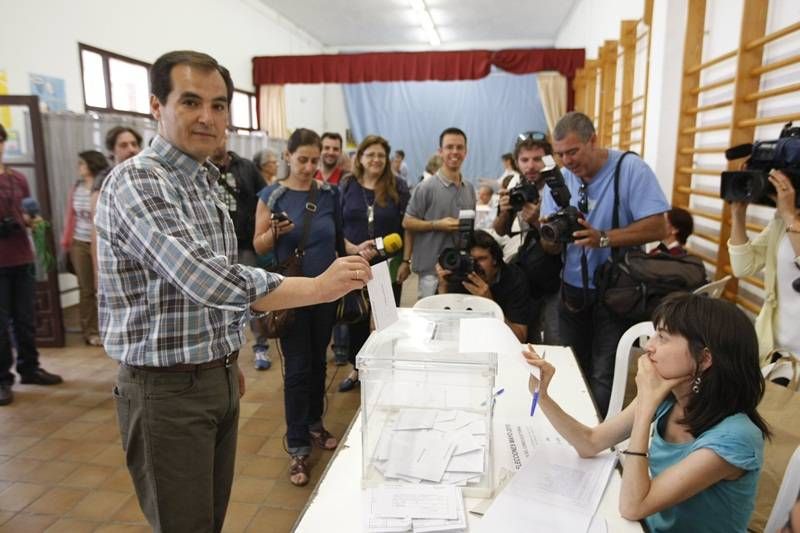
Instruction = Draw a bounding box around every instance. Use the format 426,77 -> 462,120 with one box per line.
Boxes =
260,182 -> 319,339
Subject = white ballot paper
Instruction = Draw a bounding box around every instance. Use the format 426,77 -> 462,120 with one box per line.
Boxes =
364,485 -> 466,533
458,317 -> 520,357
475,445 -> 617,533
368,260 -> 399,331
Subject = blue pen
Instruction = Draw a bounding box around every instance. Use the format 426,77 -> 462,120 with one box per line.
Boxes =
530,388 -> 539,416
481,388 -> 505,406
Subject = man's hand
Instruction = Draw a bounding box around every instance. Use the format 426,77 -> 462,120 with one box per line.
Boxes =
237,364 -> 246,398
434,262 -> 451,283
462,271 -> 491,299
769,170 -> 797,226
314,256 -> 372,302
436,217 -> 460,232
520,201 -> 541,226
356,240 -> 377,261
396,261 -> 411,283
497,189 -> 512,213
572,217 -> 602,248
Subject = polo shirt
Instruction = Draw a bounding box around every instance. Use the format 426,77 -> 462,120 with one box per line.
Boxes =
405,171 -> 476,273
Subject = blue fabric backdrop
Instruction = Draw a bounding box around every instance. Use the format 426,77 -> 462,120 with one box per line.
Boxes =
342,69 -> 548,186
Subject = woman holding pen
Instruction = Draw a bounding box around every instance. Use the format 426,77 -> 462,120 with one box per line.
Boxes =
523,292 -> 768,532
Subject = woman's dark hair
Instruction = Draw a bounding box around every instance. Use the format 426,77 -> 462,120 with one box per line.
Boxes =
0,123 -> 7,142
79,150 -> 110,177
352,135 -> 398,207
105,126 -> 142,153
667,207 -> 694,245
651,293 -> 770,439
150,50 -> 234,105
469,230 -> 504,266
287,128 -> 322,154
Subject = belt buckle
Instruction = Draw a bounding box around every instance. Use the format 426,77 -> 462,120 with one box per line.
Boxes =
224,353 -> 232,368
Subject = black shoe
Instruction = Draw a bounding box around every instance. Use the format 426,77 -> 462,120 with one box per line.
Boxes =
20,369 -> 63,386
0,384 -> 12,405
338,377 -> 360,393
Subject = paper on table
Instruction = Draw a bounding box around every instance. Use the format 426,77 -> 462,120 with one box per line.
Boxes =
458,317 -> 521,357
370,485 -> 459,520
367,260 -> 399,331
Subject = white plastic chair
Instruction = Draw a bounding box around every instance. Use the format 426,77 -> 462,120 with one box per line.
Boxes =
413,294 -> 504,320
765,445 -> 800,533
607,321 -> 655,419
693,275 -> 732,299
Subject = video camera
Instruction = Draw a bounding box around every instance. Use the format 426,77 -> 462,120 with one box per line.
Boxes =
539,156 -> 583,243
438,210 -> 481,283
508,180 -> 540,212
720,122 -> 800,207
0,197 -> 39,239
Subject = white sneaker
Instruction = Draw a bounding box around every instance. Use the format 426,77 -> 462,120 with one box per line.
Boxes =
254,349 -> 271,371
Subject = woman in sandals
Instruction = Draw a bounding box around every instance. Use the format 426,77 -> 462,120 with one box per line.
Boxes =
61,150 -> 109,346
337,135 -> 411,392
524,293 -> 769,532
253,128 -> 351,486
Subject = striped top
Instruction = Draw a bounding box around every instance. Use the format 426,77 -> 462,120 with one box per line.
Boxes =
94,135 -> 283,366
71,182 -> 93,243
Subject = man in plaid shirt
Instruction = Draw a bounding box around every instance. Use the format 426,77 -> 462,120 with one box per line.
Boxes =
95,50 -> 370,533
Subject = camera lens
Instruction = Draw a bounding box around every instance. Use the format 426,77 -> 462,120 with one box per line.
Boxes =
509,192 -> 525,210
438,248 -> 461,271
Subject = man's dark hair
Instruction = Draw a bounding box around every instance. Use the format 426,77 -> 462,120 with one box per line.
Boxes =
501,153 -> 513,163
395,150 -> 405,159
469,230 -> 504,266
0,123 -> 7,143
287,128 -> 322,154
79,150 -> 111,177
320,132 -> 342,146
667,207 -> 694,245
553,112 -> 596,143
150,51 -> 234,105
439,127 -> 467,147
105,126 -> 143,153
513,137 -> 553,160
651,293 -> 770,440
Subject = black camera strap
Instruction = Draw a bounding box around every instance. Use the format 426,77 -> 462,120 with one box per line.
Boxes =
609,151 -> 638,258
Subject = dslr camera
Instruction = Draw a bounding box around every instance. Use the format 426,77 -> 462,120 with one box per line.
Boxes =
438,210 -> 481,283
540,156 -> 583,243
508,180 -> 540,211
720,122 -> 800,207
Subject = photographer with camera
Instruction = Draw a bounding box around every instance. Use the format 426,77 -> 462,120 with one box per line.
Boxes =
540,112 -> 669,418
403,127 -> 476,299
0,123 -> 63,405
494,133 -> 562,344
728,170 -> 800,360
435,229 -> 530,342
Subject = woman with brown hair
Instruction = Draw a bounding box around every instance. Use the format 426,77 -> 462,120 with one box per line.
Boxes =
337,135 -> 411,392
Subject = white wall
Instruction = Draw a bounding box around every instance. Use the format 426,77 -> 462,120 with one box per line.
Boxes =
0,0 -> 324,126
555,0 -> 645,58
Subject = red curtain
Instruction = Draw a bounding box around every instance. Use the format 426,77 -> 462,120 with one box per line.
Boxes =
253,48 -> 585,109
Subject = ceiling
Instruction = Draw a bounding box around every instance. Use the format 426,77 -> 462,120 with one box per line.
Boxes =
258,0 -> 578,50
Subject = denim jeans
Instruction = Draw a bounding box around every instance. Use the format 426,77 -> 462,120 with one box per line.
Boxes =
0,263 -> 40,385
280,302 -> 337,456
558,283 -> 632,419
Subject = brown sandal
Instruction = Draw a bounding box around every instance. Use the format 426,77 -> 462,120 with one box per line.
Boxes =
289,455 -> 310,486
309,427 -> 338,450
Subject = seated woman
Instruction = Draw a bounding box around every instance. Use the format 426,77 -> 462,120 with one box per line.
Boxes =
524,292 -> 769,532
728,170 -> 800,361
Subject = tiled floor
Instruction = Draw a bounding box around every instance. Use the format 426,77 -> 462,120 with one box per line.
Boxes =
0,276 -> 419,532
0,285 -> 410,533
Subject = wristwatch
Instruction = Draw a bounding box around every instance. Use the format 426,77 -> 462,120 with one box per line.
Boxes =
599,231 -> 611,248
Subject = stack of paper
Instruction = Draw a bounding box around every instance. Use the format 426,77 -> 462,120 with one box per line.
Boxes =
474,445 -> 617,533
372,408 -> 488,487
364,485 -> 467,533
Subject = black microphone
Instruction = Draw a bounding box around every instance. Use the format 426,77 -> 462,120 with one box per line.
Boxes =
725,144 -> 753,161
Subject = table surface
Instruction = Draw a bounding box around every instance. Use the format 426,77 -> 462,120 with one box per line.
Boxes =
294,343 -> 644,532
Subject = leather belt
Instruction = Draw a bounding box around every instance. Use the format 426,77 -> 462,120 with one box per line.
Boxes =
125,351 -> 239,373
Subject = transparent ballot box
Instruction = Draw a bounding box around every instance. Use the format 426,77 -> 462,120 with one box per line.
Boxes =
357,309 -> 498,498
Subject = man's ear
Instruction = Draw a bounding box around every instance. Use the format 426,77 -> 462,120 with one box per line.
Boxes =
150,95 -> 162,121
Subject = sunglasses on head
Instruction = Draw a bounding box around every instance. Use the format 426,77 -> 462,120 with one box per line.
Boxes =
518,131 -> 548,142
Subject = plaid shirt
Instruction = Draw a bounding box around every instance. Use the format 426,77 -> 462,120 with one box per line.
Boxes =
95,135 -> 282,366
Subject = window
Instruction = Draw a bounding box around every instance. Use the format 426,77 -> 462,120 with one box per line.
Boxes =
78,43 -> 259,130
231,90 -> 259,131
79,44 -> 152,117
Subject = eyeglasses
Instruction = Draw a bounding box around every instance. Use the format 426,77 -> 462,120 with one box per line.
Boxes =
578,182 -> 589,213
518,131 -> 548,142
